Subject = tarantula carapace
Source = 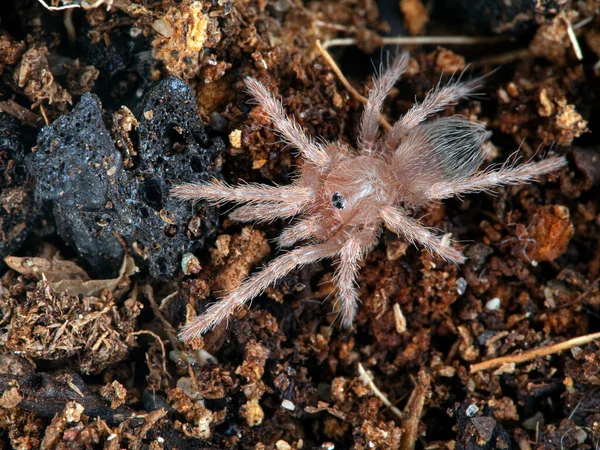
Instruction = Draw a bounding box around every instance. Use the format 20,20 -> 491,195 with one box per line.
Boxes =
173,55 -> 567,341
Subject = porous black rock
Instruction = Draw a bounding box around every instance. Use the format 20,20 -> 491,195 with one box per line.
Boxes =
27,93 -> 125,275
0,114 -> 39,263
26,77 -> 223,279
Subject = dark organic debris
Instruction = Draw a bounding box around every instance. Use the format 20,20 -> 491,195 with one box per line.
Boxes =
452,404 -> 512,450
79,25 -> 151,81
440,0 -> 567,34
572,146 -> 600,190
0,369 -> 134,427
0,355 -> 208,448
77,23 -> 153,107
26,76 -> 223,278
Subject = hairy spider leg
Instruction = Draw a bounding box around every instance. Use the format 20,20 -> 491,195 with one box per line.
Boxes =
360,53 -> 409,154
172,181 -> 312,205
334,228 -> 379,327
245,77 -> 330,167
229,201 -> 307,223
277,219 -> 325,248
179,241 -> 341,340
383,76 -> 482,153
426,155 -> 568,200
380,205 -> 466,264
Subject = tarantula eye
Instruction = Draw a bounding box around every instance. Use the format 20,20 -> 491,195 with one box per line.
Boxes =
331,192 -> 346,210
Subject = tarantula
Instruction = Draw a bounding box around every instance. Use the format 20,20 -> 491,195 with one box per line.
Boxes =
173,54 -> 567,341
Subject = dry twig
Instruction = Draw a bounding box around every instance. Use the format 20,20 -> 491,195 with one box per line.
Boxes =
142,285 -> 181,350
131,409 -> 168,450
36,0 -> 79,10
473,48 -> 533,68
128,330 -> 168,376
357,363 -> 403,420
561,11 -> 583,60
36,0 -> 112,10
400,370 -> 431,450
470,331 -> 600,373
321,35 -> 508,50
0,100 -> 44,126
315,40 -> 392,131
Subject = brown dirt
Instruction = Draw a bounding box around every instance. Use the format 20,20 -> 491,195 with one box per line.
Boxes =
1,0 -> 600,449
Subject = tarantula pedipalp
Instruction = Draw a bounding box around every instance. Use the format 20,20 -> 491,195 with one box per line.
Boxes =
173,54 -> 567,341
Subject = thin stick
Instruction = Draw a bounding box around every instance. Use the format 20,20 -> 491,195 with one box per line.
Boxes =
473,48 -> 533,67
572,16 -> 594,30
321,35 -> 509,50
39,104 -> 50,126
547,276 -> 600,312
82,0 -> 111,8
315,40 -> 392,131
64,8 -> 76,45
400,371 -> 431,450
65,375 -> 85,397
142,285 -> 181,351
561,11 -> 583,60
0,100 -> 44,126
36,0 -> 79,10
470,331 -> 600,373
357,363 -> 403,420
563,11 -> 583,61
36,0 -> 112,10
129,330 -> 169,376
315,39 -> 367,102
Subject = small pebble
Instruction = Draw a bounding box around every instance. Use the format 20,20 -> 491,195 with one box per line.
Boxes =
281,399 -> 295,411
181,252 -> 201,275
275,441 -> 292,450
456,277 -> 467,295
522,411 -> 544,430
466,404 -> 479,417
485,298 -> 501,311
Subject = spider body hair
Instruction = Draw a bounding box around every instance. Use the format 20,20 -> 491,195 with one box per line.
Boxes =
173,55 -> 567,341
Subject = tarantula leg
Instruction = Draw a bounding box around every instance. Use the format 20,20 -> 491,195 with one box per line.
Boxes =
381,206 -> 466,264
427,155 -> 567,200
245,77 -> 330,167
334,229 -> 377,327
277,219 -> 325,248
360,53 -> 409,154
229,201 -> 306,223
179,242 -> 340,340
383,75 -> 481,153
172,180 -> 312,205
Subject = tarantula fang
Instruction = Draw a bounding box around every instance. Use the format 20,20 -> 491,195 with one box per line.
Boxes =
173,55 -> 567,341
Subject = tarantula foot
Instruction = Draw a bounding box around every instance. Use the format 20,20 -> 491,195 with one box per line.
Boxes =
178,300 -> 233,341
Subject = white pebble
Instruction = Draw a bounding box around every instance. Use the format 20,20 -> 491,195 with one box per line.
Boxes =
281,399 -> 295,411
485,298 -> 501,311
466,404 -> 479,417
456,277 -> 467,296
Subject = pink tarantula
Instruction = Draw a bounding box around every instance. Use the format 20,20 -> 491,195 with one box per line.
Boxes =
173,54 -> 567,341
